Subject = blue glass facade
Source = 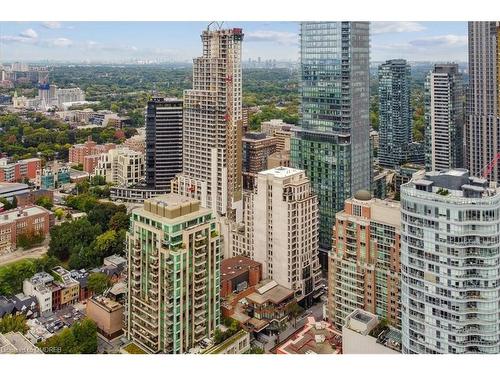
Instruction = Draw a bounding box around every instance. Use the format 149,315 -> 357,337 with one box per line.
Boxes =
378,59 -> 412,168
291,22 -> 371,258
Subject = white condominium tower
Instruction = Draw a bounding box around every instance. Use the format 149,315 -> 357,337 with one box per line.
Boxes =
253,167 -> 322,307
400,169 -> 500,354
173,26 -> 244,221
425,64 -> 464,172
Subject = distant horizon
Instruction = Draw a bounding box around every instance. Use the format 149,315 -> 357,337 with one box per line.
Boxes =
1,21 -> 468,63
0,59 -> 469,65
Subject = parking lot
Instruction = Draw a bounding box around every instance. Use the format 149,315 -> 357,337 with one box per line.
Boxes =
35,305 -> 85,334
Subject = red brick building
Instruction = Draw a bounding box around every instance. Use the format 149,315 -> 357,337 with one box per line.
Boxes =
221,256 -> 262,298
0,158 -> 41,183
0,205 -> 54,252
68,136 -> 116,173
15,189 -> 54,207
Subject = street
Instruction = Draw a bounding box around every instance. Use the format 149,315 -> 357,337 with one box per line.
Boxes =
0,242 -> 49,266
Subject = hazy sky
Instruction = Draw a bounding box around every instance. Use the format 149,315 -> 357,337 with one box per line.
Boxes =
0,21 -> 468,63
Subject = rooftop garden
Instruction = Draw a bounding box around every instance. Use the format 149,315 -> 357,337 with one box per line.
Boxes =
122,342 -> 147,354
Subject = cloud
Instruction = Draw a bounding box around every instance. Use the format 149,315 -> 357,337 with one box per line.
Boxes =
372,22 -> 426,34
409,34 -> 467,47
0,35 -> 34,44
48,37 -> 73,47
41,21 -> 62,29
0,28 -> 39,44
245,30 -> 298,46
19,28 -> 38,39
1,32 -> 72,48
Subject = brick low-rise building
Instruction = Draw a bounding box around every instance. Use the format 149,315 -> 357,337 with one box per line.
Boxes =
220,256 -> 262,298
68,136 -> 116,172
0,205 -> 54,252
15,189 -> 54,207
86,296 -> 124,342
0,157 -> 41,183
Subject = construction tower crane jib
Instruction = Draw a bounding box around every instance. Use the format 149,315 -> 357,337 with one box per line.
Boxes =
207,21 -> 224,31
482,152 -> 500,178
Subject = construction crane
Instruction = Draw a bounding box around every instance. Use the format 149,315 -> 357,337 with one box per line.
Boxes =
482,152 -> 500,178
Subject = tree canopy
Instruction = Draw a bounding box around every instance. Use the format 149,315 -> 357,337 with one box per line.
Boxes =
37,318 -> 97,354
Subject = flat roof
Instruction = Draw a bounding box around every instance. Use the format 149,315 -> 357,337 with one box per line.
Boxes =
0,332 -> 42,354
258,166 -> 303,178
352,311 -> 373,324
0,205 -> 50,224
221,256 -> 261,283
0,182 -> 29,194
147,193 -> 197,207
89,296 -> 123,312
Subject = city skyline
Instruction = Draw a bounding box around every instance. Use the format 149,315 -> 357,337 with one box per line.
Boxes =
0,21 -> 468,63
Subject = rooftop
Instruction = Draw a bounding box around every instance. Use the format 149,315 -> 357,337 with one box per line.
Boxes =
246,280 -> 294,305
406,169 -> 498,199
258,166 -> 303,179
0,332 -> 43,354
276,317 -> 342,355
344,309 -> 379,335
138,193 -> 209,222
89,295 -> 123,312
221,256 -> 261,283
0,182 -> 29,195
344,309 -> 402,353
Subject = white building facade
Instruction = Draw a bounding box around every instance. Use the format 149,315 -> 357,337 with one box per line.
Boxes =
400,169 -> 500,354
252,167 -> 322,307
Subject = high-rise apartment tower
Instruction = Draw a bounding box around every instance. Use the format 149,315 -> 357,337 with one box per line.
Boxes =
465,22 -> 500,181
378,59 -> 412,168
400,169 -> 500,354
145,97 -> 183,191
425,64 -> 464,171
172,27 -> 244,221
291,22 -> 371,264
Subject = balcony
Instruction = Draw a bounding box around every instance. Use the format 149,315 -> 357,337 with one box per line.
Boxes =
194,299 -> 206,309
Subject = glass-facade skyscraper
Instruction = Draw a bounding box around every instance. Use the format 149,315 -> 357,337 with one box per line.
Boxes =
466,22 -> 500,182
291,22 -> 371,263
378,59 -> 412,168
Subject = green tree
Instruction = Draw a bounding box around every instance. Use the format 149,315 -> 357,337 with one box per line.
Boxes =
109,211 -> 130,231
0,197 -> 16,210
17,229 -> 45,250
54,208 -> 65,220
48,218 -> 102,261
90,175 -> 106,186
0,259 -> 36,295
35,196 -> 53,210
86,202 -> 126,229
87,272 -> 111,295
245,346 -> 265,354
285,301 -> 303,327
0,314 -> 29,334
90,230 -> 123,259
37,318 -> 97,354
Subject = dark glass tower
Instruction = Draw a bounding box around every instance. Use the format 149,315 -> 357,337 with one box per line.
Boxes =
291,22 -> 371,264
145,97 -> 183,190
378,59 -> 412,168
